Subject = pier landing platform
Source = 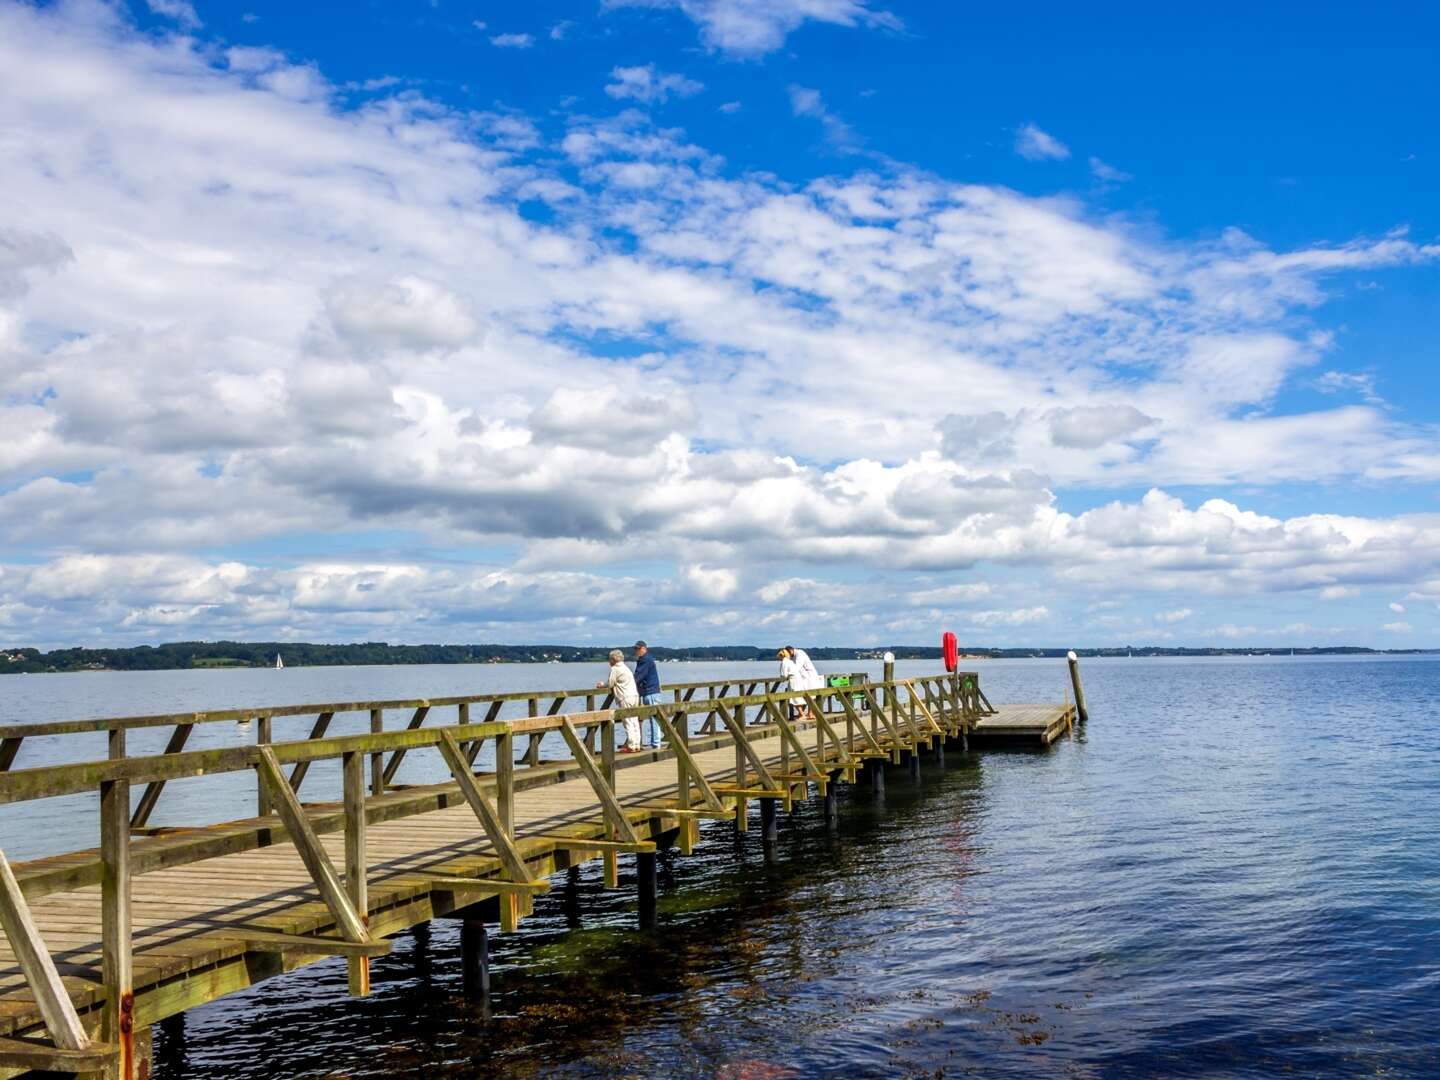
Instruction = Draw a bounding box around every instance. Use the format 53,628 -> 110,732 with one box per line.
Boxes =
969,703 -> 1075,745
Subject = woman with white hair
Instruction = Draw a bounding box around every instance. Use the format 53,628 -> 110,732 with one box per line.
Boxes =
778,645 -> 823,720
596,649 -> 642,752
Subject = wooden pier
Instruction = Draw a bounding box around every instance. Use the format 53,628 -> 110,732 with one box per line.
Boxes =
970,703 -> 1076,745
0,669 -> 1072,1077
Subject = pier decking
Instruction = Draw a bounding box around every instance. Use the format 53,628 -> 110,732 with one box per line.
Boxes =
0,670 -> 1074,1077
970,703 -> 1076,745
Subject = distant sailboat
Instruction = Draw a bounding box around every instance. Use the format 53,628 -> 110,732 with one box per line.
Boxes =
275,653 -> 284,670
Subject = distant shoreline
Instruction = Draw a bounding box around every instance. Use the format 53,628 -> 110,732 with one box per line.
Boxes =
3,641 -> 1434,675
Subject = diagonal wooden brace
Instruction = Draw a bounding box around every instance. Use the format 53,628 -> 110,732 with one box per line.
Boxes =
0,850 -> 91,1052
762,699 -> 824,780
256,747 -> 371,945
557,720 -> 643,845
129,722 -> 194,830
836,692 -> 889,757
714,702 -> 780,790
286,712 -> 335,794
861,687 -> 907,754
380,704 -> 432,786
652,708 -> 726,812
904,683 -> 945,736
802,693 -> 856,767
436,730 -> 535,883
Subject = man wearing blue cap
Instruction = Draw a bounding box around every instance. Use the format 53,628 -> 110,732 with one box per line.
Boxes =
634,640 -> 664,748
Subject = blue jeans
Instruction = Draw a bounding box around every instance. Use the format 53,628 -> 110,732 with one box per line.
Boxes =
641,692 -> 664,746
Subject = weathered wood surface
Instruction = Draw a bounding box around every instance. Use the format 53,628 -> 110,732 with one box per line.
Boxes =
969,703 -> 1075,744
0,671 -> 1032,1075
0,722 -> 842,1039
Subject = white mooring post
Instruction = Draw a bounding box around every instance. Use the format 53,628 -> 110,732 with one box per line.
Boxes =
1066,650 -> 1090,725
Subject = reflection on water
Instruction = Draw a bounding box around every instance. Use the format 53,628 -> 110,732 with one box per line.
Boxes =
7,657 -> 1440,1076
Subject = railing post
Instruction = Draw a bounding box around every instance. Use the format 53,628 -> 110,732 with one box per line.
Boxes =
733,706 -> 748,833
777,696 -> 791,779
256,714 -> 273,816
495,725 -> 522,926
524,699 -> 541,766
601,720 -> 619,888
343,749 -> 369,996
369,708 -> 384,796
102,727 -> 135,1079
673,707 -> 695,853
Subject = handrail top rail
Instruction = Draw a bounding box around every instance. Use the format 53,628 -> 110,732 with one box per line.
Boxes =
0,677 -> 962,805
0,669 -> 973,741
0,673 -> 809,739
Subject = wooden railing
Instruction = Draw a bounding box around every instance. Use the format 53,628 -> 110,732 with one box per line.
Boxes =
0,671 -> 983,1076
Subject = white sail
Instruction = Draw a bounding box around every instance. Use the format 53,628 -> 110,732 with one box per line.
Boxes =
275,653 -> 284,669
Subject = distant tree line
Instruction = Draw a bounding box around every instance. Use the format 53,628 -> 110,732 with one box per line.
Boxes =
0,640 -> 1416,675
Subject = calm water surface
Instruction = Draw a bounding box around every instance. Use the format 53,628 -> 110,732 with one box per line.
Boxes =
3,656 -> 1438,1077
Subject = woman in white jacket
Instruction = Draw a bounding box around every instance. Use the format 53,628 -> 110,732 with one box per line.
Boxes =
791,646 -> 823,690
779,646 -> 823,719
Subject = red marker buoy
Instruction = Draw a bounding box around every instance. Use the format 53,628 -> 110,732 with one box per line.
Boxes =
942,631 -> 958,672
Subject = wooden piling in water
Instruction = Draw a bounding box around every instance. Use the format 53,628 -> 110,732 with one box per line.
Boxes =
461,919 -> 490,999
760,796 -> 778,842
1067,651 -> 1090,725
637,851 -> 658,928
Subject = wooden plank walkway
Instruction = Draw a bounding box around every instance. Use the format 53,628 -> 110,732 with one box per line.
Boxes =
0,671 -> 1079,1076
970,703 -> 1075,745
0,723 -> 843,1048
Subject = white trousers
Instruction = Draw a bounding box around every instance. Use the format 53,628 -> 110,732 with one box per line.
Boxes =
623,716 -> 642,748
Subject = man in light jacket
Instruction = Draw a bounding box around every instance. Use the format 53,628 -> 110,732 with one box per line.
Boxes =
634,640 -> 664,748
596,649 -> 642,752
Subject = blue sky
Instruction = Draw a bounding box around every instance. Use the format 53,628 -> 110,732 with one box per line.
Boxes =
0,0 -> 1437,649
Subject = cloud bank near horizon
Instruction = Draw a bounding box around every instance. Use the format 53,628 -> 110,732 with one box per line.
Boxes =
1,1 -> 1437,650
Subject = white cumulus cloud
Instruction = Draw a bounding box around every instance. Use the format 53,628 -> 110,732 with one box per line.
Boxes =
605,64 -> 704,104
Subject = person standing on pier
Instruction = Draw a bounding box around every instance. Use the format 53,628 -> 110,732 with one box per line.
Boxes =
779,645 -> 821,720
633,640 -> 664,748
597,650 -> 642,752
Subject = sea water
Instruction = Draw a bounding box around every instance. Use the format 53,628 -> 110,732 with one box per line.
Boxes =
3,655 -> 1437,1077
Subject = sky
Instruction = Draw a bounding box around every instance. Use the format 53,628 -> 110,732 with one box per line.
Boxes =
1,0 -> 1438,651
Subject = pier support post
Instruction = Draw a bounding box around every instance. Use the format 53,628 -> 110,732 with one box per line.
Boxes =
1067,650 -> 1089,725
637,851 -> 658,928
563,865 -> 582,928
760,797 -> 778,843
869,759 -> 885,795
823,777 -> 838,830
882,653 -> 895,716
934,740 -> 945,767
101,728 -> 135,1080
155,1012 -> 185,1077
461,919 -> 490,1001
908,749 -> 920,780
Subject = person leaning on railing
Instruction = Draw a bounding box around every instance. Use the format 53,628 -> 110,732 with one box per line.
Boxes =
633,640 -> 664,749
778,645 -> 820,721
597,649 -> 642,752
